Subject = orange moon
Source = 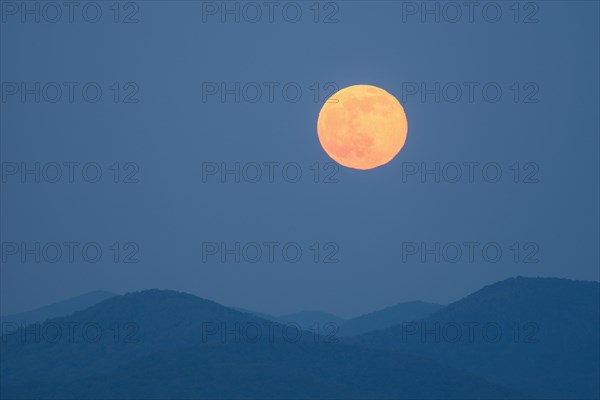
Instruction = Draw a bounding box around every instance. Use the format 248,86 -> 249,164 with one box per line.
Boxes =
317,85 -> 408,170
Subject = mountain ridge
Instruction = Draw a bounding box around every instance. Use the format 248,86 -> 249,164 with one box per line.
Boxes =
355,276 -> 600,399
1,287 -> 518,399
0,290 -> 117,330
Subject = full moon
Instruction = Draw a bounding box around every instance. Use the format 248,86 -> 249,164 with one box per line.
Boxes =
317,85 -> 408,170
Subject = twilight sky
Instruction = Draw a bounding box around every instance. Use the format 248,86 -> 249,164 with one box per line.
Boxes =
1,1 -> 598,317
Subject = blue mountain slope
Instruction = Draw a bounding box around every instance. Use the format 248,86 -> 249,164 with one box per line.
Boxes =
356,277 -> 600,399
0,290 -> 116,330
338,301 -> 443,336
1,289 -> 516,399
278,310 -> 346,330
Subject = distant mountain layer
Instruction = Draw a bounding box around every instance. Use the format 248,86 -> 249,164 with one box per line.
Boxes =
338,301 -> 443,336
2,277 -> 598,399
1,289 -> 515,399
355,277 -> 600,399
233,306 -> 278,322
0,290 -> 116,329
240,302 -> 442,335
278,310 -> 346,330
1,293 -> 439,339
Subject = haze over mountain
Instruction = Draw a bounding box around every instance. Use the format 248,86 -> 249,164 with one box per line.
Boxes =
1,292 -> 439,341
2,277 -> 598,399
2,290 -> 281,385
0,290 -> 116,331
338,301 -> 443,336
232,306 -> 278,322
238,302 -> 443,336
277,310 -> 346,331
356,277 -> 600,399
1,289 -> 516,399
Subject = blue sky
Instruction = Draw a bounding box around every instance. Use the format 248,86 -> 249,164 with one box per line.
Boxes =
1,1 -> 598,317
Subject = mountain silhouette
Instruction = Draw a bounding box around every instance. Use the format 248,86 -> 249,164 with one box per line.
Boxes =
236,302 -> 442,337
355,276 -> 600,399
278,310 -> 346,331
3,342 -> 516,399
338,301 -> 443,336
1,289 -> 285,385
232,306 -> 278,322
0,290 -> 116,331
1,289 -> 516,399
